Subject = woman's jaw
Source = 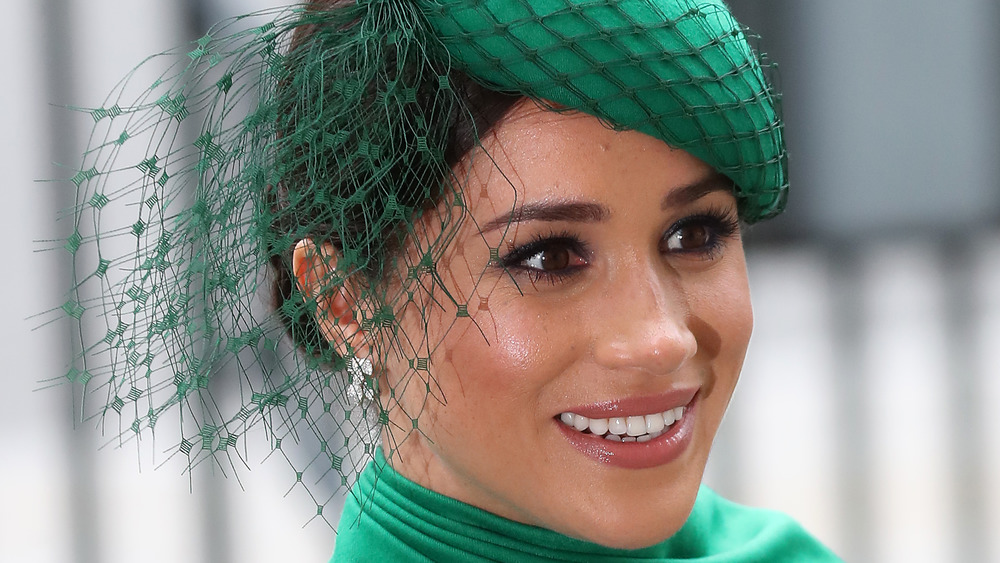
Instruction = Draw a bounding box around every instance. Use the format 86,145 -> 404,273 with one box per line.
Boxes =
382,375 -> 736,549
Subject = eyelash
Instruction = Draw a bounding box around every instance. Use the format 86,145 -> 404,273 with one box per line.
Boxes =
661,206 -> 741,260
499,230 -> 588,285
497,207 -> 741,284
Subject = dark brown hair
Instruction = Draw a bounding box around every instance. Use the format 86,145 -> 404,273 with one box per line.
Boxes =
267,0 -> 522,360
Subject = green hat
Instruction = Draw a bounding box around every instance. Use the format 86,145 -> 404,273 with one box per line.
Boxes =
424,0 -> 785,219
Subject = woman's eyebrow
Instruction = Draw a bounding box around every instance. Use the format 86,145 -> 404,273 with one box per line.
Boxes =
661,173 -> 735,210
479,173 -> 732,233
479,200 -> 609,233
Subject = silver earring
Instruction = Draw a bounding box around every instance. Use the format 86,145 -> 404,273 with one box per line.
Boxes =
346,356 -> 375,406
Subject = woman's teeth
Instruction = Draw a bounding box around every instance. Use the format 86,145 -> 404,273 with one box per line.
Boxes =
559,407 -> 685,441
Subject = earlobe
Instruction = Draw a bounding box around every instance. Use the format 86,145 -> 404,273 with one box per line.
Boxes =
291,239 -> 369,359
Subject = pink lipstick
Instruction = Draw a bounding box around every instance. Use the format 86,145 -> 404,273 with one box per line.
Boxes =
556,389 -> 698,469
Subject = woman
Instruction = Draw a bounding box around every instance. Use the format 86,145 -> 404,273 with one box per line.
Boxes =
62,0 -> 840,560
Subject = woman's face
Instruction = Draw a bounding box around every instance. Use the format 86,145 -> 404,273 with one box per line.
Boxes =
380,100 -> 753,549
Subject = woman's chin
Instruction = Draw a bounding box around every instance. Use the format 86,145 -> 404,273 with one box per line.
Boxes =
551,496 -> 697,551
567,522 -> 687,551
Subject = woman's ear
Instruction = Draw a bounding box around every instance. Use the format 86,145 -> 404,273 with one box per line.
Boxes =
292,239 -> 369,359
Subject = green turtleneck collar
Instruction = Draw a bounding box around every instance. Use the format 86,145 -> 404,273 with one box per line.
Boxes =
330,451 -> 841,562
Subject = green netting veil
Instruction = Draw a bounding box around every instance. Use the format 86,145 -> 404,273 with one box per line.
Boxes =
55,0 -> 784,525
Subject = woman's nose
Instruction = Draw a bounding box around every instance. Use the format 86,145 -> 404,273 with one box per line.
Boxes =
591,267 -> 697,375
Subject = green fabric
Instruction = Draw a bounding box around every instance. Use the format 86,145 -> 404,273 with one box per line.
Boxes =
422,0 -> 786,221
331,452 -> 843,562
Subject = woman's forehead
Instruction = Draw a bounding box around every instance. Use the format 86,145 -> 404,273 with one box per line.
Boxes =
461,102 -> 719,213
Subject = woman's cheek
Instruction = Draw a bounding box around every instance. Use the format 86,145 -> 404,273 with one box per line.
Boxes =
686,265 -> 753,403
446,300 -> 568,405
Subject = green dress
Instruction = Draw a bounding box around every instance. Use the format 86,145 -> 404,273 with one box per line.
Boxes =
331,453 -> 843,562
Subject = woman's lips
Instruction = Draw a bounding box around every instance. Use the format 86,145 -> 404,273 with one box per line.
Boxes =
556,390 -> 698,469
559,388 -> 699,419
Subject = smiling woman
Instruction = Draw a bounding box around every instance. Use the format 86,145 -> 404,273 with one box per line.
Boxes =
60,0 -> 841,561
356,106 -> 755,548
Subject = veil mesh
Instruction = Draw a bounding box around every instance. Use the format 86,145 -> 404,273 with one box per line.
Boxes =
51,0 -> 784,526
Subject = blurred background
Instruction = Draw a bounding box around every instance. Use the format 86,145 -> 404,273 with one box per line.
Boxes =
2,0 -> 997,561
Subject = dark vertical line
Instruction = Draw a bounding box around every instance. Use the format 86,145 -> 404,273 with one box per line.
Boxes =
181,2 -> 235,562
39,1 -> 100,562
943,236 -> 987,563
827,244 -> 872,562
993,0 -> 1000,227
988,0 -> 1000,227
199,461 -> 234,563
182,0 -> 213,42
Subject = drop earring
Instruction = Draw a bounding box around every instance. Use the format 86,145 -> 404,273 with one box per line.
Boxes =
346,355 -> 375,406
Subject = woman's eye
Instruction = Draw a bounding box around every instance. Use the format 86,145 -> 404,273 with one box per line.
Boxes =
662,213 -> 739,257
501,236 -> 588,280
664,223 -> 713,252
522,245 -> 573,271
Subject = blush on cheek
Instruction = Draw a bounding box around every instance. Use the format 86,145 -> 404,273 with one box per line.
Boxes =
494,329 -> 536,373
445,305 -> 554,398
